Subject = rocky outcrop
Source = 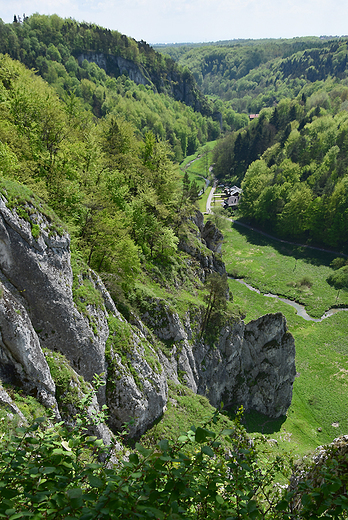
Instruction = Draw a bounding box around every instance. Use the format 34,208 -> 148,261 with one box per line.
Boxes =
0,193 -> 295,439
179,215 -> 226,279
77,53 -> 152,87
0,194 -> 166,437
201,220 -> 224,254
0,285 -> 58,414
289,435 -> 348,514
142,303 -> 295,418
106,330 -> 167,438
0,196 -> 108,385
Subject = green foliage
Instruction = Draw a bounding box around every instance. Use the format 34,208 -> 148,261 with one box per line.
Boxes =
201,272 -> 230,337
44,349 -> 89,415
0,14 -> 218,158
71,252 -> 104,330
215,95 -> 348,250
1,393 -> 348,519
159,37 -> 348,116
0,54 -> 193,294
327,265 -> 348,300
0,385 -> 46,435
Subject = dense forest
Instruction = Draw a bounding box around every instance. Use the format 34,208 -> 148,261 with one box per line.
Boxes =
158,37 -> 348,114
0,52 -> 203,300
213,88 -> 348,249
156,37 -> 348,251
0,14 -> 222,161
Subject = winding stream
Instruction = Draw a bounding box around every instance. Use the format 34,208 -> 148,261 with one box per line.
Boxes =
234,279 -> 348,322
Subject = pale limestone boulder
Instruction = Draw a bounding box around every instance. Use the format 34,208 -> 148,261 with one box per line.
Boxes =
0,196 -> 107,385
106,325 -> 167,437
0,285 -> 58,413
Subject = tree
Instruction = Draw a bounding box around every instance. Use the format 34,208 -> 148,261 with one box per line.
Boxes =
201,272 -> 229,337
327,265 -> 348,301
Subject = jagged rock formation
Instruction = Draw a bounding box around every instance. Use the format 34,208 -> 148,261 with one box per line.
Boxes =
0,193 -> 296,438
140,306 -> 295,418
0,285 -> 58,414
201,220 -> 224,254
178,214 -> 226,278
0,193 -> 166,438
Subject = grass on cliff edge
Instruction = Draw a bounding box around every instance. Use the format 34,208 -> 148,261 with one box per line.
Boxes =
223,224 -> 348,457
141,380 -> 239,448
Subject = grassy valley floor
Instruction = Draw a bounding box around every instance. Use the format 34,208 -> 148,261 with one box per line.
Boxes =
223,224 -> 348,458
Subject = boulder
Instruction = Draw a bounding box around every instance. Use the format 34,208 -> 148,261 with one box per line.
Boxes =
202,220 -> 224,254
106,323 -> 167,437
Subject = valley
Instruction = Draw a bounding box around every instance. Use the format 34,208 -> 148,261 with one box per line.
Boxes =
222,223 -> 348,455
0,13 -> 348,517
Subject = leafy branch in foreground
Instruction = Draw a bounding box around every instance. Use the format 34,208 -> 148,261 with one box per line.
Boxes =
0,385 -> 348,519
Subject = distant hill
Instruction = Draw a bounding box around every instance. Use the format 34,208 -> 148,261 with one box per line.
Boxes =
0,14 -> 213,116
156,37 -> 348,113
0,14 -> 225,160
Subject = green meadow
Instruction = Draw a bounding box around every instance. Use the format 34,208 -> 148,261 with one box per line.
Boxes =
223,224 -> 348,457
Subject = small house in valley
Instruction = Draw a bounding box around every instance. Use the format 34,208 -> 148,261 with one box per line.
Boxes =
223,185 -> 242,209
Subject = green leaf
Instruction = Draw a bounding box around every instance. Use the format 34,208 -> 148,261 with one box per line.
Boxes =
158,439 -> 169,451
216,495 -> 224,504
129,453 -> 139,464
67,488 -> 83,499
177,435 -> 188,442
41,467 -> 56,474
275,499 -> 289,511
88,475 -> 104,488
195,427 -> 209,443
222,429 -> 235,436
202,445 -> 215,457
135,443 -> 152,457
131,472 -> 142,478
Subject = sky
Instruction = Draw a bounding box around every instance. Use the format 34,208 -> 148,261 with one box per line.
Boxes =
1,0 -> 348,44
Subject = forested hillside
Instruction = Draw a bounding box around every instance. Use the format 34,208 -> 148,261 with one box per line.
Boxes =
158,37 -> 348,113
155,36 -> 348,250
0,14 -> 221,161
1,16 -> 348,520
0,53 -> 200,295
213,89 -> 348,249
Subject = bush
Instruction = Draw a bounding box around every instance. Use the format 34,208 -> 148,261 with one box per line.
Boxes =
1,385 -> 348,519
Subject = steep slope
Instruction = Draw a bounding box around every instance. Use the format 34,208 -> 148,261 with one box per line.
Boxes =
0,14 -> 213,116
0,181 -> 296,437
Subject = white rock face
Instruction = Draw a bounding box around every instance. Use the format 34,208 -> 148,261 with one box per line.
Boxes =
0,196 -> 108,384
140,300 -> 296,418
0,196 -> 167,437
106,323 -> 167,438
0,285 -> 58,413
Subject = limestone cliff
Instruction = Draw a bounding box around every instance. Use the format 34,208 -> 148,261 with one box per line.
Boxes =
0,191 -> 296,438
